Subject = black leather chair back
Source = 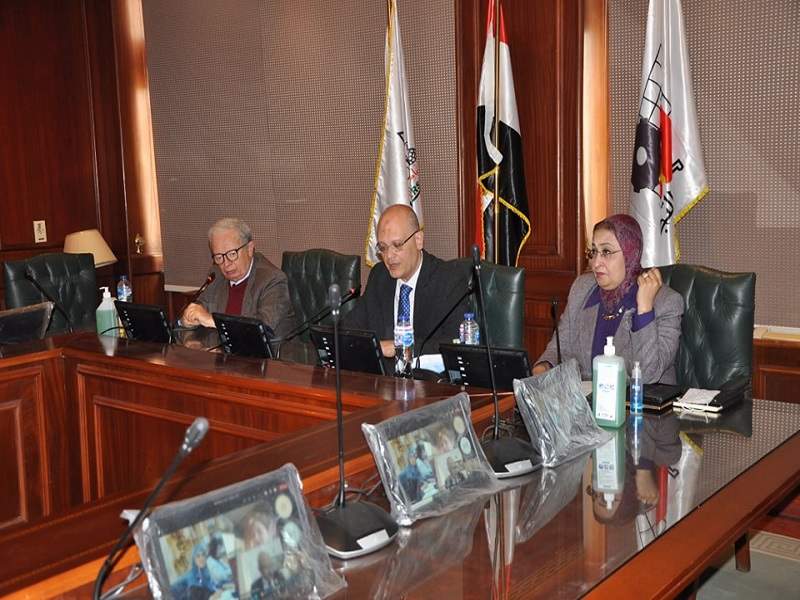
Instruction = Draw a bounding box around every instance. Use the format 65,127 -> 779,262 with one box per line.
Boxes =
451,258 -> 525,348
3,253 -> 97,334
281,249 -> 360,340
659,264 -> 755,389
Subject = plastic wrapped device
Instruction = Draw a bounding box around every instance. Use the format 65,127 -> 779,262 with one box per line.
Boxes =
514,359 -> 612,467
362,392 -> 499,526
132,463 -> 346,599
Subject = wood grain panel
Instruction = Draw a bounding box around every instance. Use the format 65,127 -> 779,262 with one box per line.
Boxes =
0,368 -> 49,530
752,338 -> 800,404
0,0 -> 99,250
457,1 -> 584,361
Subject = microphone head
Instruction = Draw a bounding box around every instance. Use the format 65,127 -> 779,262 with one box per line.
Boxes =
471,244 -> 481,267
349,284 -> 362,298
207,272 -> 216,283
182,417 -> 209,454
328,283 -> 341,310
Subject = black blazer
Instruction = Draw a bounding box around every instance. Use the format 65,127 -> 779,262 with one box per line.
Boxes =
344,250 -> 471,354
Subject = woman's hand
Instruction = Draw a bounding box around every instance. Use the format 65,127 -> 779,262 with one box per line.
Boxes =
532,361 -> 551,375
636,267 -> 662,314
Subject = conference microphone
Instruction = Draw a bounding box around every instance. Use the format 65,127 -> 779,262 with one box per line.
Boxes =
25,268 -> 74,333
316,284 -> 398,559
550,298 -> 562,365
92,417 -> 209,600
471,244 -> 538,479
187,270 -> 216,304
413,273 -> 474,372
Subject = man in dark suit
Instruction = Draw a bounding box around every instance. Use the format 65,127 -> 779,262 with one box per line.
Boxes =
344,205 -> 470,358
180,218 -> 295,337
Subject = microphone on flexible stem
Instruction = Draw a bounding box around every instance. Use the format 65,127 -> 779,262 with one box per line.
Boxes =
92,417 -> 209,600
188,270 -> 216,305
25,268 -> 74,333
316,284 -> 398,559
471,244 -> 538,479
273,285 -> 361,359
550,298 -> 562,365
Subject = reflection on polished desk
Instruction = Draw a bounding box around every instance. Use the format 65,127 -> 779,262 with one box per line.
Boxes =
0,332 -> 507,595
8,399 -> 800,599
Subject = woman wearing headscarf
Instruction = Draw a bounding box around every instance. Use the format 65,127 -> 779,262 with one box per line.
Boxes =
180,542 -> 219,600
533,215 -> 683,383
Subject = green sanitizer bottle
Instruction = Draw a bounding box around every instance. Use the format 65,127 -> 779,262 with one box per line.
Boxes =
593,336 -> 627,428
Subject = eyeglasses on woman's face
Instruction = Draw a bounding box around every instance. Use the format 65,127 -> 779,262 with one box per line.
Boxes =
585,248 -> 622,262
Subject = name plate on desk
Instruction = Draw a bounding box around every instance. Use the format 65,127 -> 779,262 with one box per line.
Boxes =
133,464 -> 345,599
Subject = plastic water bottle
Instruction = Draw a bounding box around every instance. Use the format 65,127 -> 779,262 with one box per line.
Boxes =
117,275 -> 132,303
96,287 -> 118,337
459,312 -> 480,345
394,318 -> 414,377
630,360 -> 643,414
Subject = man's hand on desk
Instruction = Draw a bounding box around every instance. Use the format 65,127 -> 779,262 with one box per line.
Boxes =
380,340 -> 395,358
181,302 -> 216,328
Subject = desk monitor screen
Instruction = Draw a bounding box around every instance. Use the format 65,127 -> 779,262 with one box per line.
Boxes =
115,301 -> 172,344
212,313 -> 274,359
309,325 -> 385,376
440,343 -> 531,391
0,302 -> 54,344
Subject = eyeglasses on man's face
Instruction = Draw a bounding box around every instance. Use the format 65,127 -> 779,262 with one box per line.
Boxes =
585,248 -> 622,262
375,228 -> 420,259
211,241 -> 249,265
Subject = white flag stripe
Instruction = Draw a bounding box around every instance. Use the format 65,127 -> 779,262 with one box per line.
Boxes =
630,0 -> 708,268
365,0 -> 422,266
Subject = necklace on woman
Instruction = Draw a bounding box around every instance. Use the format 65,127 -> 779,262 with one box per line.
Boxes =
601,305 -> 625,321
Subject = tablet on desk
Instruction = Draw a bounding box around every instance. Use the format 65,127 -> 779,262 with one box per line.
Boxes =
440,343 -> 531,391
115,301 -> 172,343
212,313 -> 274,359
309,325 -> 385,375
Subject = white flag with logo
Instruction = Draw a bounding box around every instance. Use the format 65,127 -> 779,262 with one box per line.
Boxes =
629,0 -> 708,267
365,0 -> 421,266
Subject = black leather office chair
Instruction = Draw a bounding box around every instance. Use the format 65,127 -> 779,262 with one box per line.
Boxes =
659,264 -> 756,389
3,253 -> 97,334
451,258 -> 525,348
281,249 -> 361,341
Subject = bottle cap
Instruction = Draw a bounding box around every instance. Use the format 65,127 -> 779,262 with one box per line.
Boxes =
603,492 -> 615,510
100,286 -> 111,299
464,312 -> 474,320
603,336 -> 615,356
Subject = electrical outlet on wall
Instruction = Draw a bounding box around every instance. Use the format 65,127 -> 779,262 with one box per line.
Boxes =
33,220 -> 47,243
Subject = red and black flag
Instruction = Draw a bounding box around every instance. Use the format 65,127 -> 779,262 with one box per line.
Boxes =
476,0 -> 530,266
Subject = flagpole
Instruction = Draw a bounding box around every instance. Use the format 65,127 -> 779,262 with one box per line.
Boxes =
492,0 -> 501,264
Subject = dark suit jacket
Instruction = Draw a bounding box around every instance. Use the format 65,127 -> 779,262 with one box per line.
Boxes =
196,252 -> 296,338
344,250 -> 471,354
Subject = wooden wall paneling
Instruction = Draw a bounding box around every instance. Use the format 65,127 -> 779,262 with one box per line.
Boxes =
752,338 -> 800,403
0,0 -> 100,251
0,367 -> 49,529
457,0 -> 584,361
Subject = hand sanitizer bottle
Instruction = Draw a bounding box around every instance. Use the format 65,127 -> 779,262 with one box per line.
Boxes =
592,336 -> 626,428
95,287 -> 117,337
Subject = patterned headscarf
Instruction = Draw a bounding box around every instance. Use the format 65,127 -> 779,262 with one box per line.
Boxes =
593,214 -> 643,312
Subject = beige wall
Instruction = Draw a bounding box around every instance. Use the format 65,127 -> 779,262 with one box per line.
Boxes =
143,0 -> 458,288
609,0 -> 799,326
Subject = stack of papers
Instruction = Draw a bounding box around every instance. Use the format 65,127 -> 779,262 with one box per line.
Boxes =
673,388 -> 722,413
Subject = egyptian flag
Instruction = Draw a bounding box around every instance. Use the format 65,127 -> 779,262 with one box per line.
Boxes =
630,0 -> 708,268
476,0 -> 530,266
365,0 -> 422,266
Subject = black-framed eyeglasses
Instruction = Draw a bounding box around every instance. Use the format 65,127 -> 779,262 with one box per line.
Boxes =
375,228 -> 421,258
585,248 -> 623,261
211,241 -> 248,265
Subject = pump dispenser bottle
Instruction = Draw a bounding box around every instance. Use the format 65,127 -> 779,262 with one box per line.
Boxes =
96,287 -> 117,337
592,336 -> 627,427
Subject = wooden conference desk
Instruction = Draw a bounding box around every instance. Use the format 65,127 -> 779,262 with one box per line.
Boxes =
2,336 -> 799,598
0,333 -> 509,594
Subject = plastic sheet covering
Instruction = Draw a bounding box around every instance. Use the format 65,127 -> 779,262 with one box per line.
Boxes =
514,359 -> 612,467
133,463 -> 346,599
362,392 -> 500,526
340,500 -> 485,599
515,453 -> 589,543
